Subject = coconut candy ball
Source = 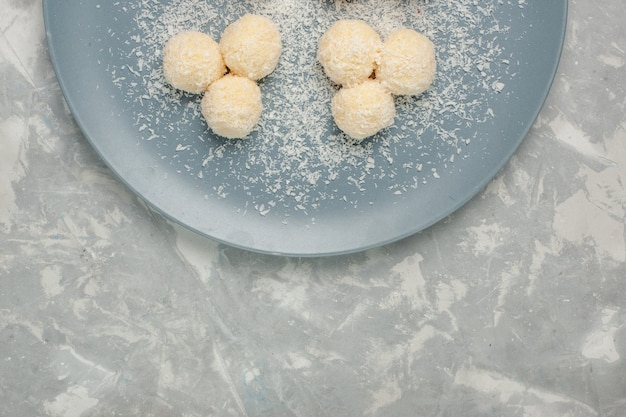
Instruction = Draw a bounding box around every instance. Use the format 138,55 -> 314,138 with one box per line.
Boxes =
331,80 -> 396,140
219,14 -> 282,81
317,20 -> 382,87
376,28 -> 436,96
201,74 -> 263,139
162,31 -> 226,94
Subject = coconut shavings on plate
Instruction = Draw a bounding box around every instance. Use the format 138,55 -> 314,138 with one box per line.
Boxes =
109,0 -> 515,218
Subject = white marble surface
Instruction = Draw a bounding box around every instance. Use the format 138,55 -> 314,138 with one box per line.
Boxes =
2,0 -> 626,416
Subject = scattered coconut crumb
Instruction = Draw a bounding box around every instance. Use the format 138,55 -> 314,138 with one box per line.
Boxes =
109,0 -> 513,218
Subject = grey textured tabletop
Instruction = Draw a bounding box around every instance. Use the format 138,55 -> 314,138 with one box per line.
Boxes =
1,0 -> 626,416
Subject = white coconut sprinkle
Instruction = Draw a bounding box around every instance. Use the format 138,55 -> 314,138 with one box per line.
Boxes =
106,0 -> 516,218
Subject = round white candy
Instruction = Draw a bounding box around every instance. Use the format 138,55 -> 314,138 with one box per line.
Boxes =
331,80 -> 396,140
201,75 -> 263,139
219,14 -> 282,81
317,20 -> 382,87
376,29 -> 436,96
162,31 -> 226,94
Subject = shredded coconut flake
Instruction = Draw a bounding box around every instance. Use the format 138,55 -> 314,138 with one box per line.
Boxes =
108,0 -> 515,218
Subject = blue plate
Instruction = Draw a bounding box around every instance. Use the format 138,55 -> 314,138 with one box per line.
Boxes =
43,0 -> 567,256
